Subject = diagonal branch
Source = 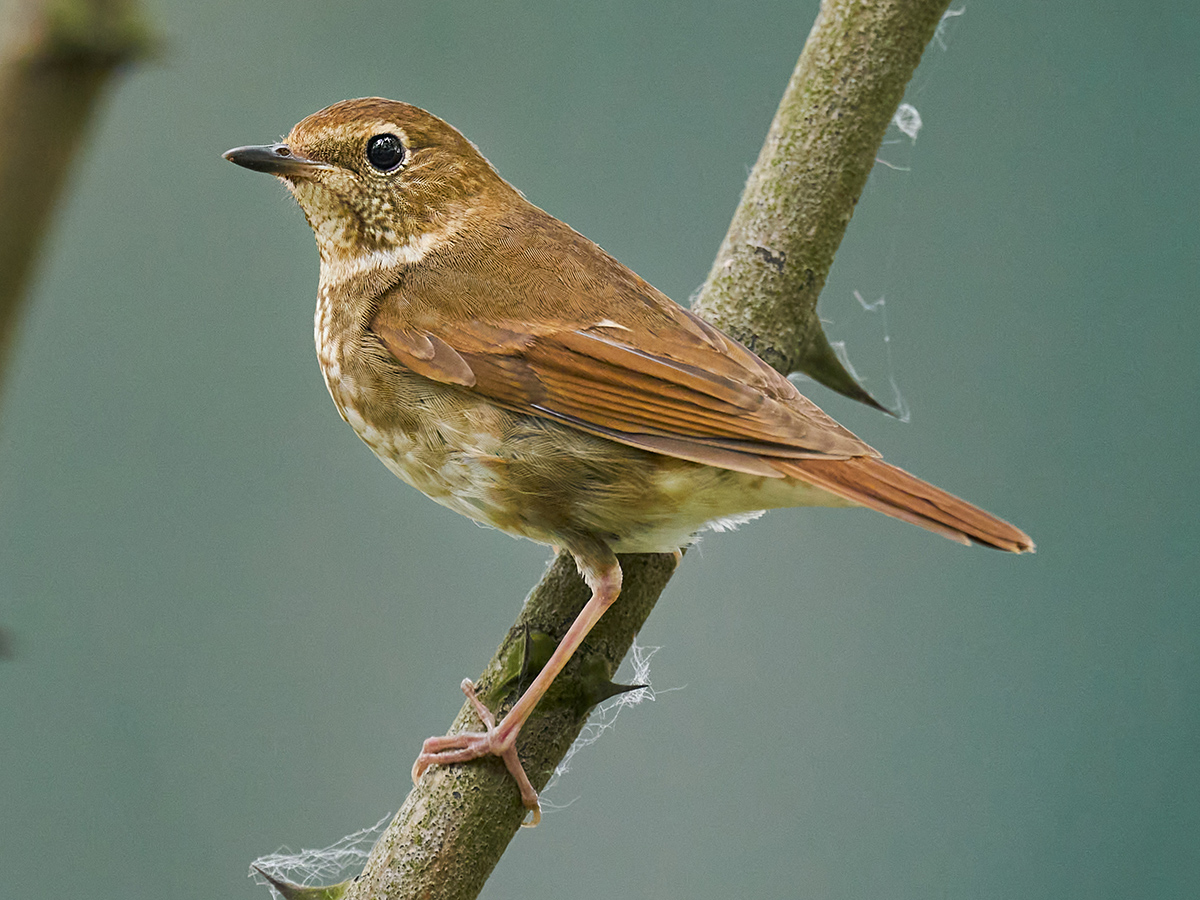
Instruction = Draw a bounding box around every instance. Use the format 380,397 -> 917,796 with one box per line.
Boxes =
692,0 -> 954,408
270,2 -> 955,899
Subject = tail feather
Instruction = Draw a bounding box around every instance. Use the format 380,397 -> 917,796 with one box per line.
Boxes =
778,456 -> 1035,553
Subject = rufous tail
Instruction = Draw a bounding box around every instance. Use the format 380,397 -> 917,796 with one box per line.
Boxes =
780,456 -> 1035,553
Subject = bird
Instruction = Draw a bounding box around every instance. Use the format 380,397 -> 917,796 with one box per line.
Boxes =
224,97 -> 1033,824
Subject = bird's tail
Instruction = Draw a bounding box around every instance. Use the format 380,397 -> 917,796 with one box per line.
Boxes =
777,456 -> 1034,553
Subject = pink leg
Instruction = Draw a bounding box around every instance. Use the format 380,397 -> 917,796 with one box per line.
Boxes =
412,555 -> 622,826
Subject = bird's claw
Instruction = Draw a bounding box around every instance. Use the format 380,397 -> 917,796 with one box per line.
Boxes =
411,678 -> 542,826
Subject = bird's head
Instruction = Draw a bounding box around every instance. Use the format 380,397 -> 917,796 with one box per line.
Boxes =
224,98 -> 510,278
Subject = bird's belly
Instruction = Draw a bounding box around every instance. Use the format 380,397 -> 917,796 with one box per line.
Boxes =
322,358 -> 847,553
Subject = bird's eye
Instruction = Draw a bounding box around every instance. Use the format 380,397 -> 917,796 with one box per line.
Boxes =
365,133 -> 405,172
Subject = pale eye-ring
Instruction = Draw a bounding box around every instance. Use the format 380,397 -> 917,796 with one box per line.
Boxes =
366,133 -> 405,172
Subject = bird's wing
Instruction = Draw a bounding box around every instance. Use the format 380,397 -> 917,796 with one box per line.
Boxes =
369,256 -> 1034,553
370,267 -> 876,479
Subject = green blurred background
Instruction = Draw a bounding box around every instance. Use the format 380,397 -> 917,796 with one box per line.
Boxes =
2,1 -> 1197,897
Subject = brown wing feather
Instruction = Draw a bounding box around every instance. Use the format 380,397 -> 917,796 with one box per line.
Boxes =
373,310 -> 875,474
369,211 -> 874,471
373,323 -> 476,387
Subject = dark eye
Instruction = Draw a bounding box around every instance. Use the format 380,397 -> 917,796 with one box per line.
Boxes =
366,133 -> 405,171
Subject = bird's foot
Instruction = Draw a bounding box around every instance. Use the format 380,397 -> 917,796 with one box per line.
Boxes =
411,678 -> 542,826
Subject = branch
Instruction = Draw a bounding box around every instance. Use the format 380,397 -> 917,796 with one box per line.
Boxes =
350,552 -> 679,899
276,2 -> 954,898
0,0 -> 152,399
692,0 -> 953,409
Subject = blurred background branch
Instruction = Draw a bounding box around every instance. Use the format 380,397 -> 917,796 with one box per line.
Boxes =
0,0 -> 153,406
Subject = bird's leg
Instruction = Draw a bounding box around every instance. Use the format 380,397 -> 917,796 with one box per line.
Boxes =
412,552 -> 622,825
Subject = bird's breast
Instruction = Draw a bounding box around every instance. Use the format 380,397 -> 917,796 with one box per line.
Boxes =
315,283 -> 542,535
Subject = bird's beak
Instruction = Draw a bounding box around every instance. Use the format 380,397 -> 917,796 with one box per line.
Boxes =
222,143 -> 334,178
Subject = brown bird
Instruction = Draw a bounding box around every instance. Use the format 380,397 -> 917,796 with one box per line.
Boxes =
224,97 -> 1033,824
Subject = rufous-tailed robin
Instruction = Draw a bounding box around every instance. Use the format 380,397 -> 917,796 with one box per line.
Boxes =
225,98 -> 1032,824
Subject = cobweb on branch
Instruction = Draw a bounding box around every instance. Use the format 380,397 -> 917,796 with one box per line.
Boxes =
817,6 -> 968,425
841,5 -> 965,425
249,812 -> 392,899
539,638 -> 680,814
935,6 -> 966,51
845,291 -> 911,423
876,102 -> 922,170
